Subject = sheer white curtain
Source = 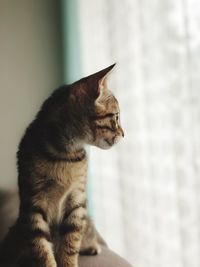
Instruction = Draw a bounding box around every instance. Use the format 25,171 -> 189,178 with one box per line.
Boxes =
78,1 -> 200,267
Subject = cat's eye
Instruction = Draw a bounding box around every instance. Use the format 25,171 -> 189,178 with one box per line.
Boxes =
114,113 -> 120,128
115,113 -> 119,123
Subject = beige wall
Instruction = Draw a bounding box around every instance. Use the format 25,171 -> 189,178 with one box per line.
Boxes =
0,0 -> 63,189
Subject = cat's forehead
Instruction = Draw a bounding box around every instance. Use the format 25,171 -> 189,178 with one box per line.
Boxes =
96,92 -> 120,115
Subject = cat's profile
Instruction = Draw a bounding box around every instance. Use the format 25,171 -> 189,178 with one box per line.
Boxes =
0,64 -> 124,267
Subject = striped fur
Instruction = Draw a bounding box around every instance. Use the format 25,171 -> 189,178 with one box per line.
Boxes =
0,64 -> 124,267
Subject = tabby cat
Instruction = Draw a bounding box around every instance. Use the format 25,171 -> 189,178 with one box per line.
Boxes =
0,64 -> 124,267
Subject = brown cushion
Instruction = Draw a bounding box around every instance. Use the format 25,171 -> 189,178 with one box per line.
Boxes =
79,247 -> 133,267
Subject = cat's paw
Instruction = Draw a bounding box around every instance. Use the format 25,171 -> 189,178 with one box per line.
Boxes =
79,244 -> 102,256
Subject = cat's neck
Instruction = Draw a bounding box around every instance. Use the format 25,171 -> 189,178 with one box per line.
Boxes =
38,113 -> 87,162
44,139 -> 87,162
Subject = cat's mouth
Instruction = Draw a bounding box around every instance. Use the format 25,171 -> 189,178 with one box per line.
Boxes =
105,135 -> 123,147
113,135 -> 123,144
92,131 -> 124,150
104,138 -> 113,147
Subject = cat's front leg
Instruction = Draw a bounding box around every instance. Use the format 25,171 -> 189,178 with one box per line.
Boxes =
80,216 -> 106,256
19,209 -> 57,267
57,202 -> 87,267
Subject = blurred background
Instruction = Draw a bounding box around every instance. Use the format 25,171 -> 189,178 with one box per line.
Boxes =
1,0 -> 200,267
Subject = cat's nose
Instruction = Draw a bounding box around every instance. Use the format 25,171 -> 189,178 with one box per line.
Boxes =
118,126 -> 124,138
122,130 -> 124,137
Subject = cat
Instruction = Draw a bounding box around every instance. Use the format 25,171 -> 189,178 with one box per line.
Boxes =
0,64 -> 124,267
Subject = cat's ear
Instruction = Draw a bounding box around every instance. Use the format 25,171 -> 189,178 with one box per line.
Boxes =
95,63 -> 116,95
84,63 -> 116,99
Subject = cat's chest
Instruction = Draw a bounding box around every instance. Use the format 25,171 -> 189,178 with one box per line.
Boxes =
49,158 -> 88,184
57,180 -> 86,222
50,160 -> 87,222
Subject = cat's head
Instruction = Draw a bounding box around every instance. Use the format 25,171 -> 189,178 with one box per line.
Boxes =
72,64 -> 124,149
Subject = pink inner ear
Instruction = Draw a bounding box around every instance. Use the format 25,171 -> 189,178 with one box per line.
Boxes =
97,76 -> 107,96
99,75 -> 107,87
82,63 -> 115,99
